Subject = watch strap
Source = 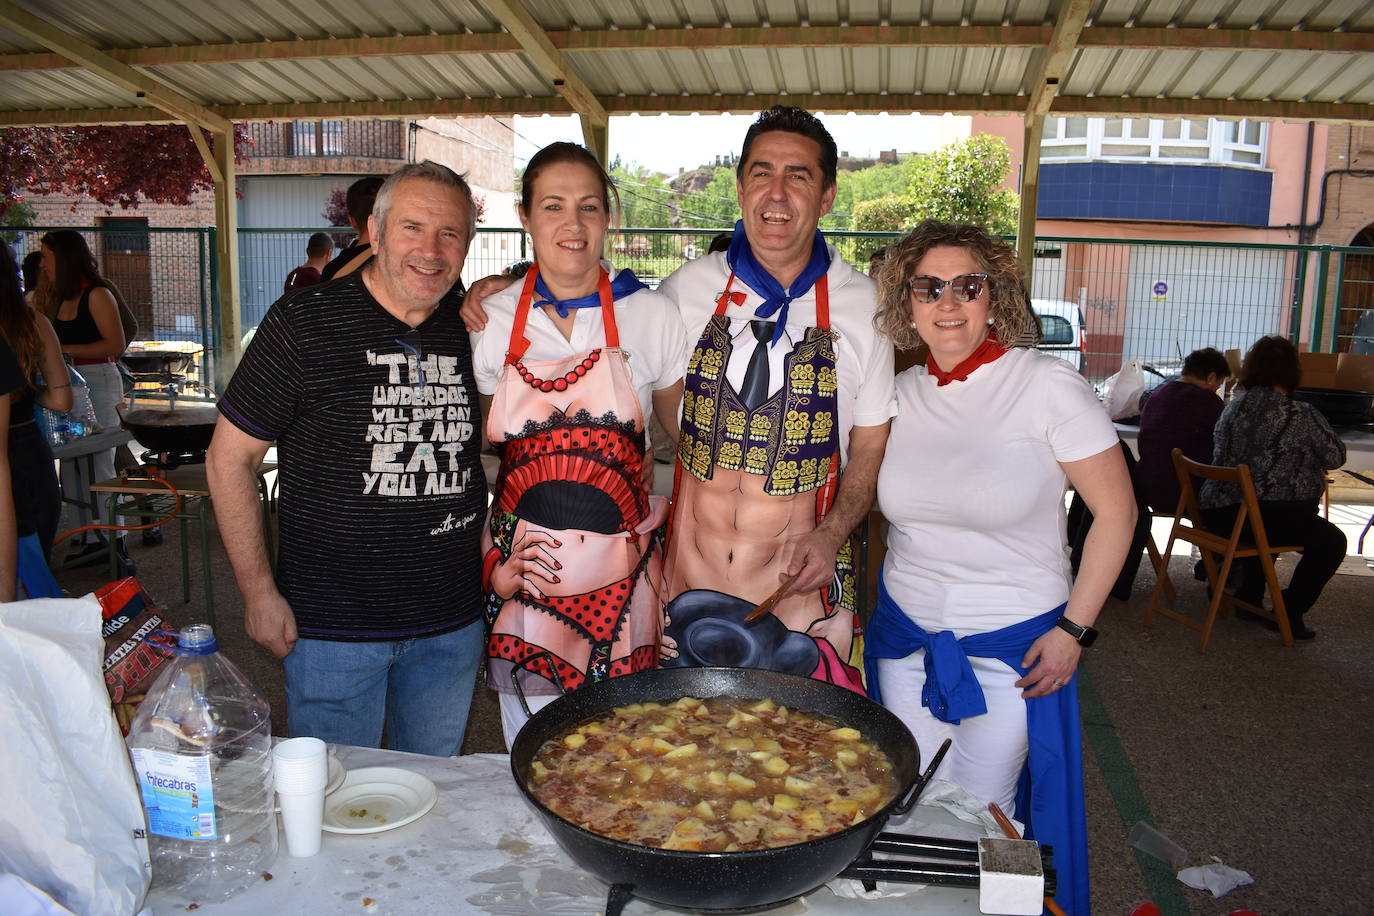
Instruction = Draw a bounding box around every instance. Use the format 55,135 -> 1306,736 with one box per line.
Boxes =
1056,615 -> 1098,647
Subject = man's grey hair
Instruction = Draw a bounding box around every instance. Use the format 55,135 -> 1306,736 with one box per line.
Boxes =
372,161 -> 479,244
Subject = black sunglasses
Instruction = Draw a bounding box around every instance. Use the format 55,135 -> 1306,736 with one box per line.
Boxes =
395,329 -> 427,388
910,273 -> 989,303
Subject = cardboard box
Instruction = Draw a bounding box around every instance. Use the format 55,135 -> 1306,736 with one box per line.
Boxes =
1336,353 -> 1374,391
1298,352 -> 1340,389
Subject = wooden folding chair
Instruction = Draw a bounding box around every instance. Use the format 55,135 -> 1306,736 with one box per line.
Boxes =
1143,512 -> 1176,604
1144,448 -> 1305,651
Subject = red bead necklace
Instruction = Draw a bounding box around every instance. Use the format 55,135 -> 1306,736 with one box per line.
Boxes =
515,349 -> 602,392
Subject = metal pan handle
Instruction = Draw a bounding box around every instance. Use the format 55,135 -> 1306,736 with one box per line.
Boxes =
509,650 -> 568,717
892,737 -> 952,816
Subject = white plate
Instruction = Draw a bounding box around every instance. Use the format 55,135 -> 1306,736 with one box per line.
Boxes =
321,766 -> 437,835
325,754 -> 346,796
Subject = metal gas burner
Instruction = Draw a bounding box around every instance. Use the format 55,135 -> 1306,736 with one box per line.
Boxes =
599,834 -> 1056,916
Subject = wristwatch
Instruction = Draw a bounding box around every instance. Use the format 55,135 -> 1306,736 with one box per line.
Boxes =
1056,616 -> 1099,647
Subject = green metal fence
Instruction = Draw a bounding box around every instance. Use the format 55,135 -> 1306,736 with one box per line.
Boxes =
17,226 -> 1374,388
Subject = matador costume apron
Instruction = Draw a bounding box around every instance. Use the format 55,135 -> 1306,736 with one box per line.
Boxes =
662,268 -> 863,692
483,266 -> 667,698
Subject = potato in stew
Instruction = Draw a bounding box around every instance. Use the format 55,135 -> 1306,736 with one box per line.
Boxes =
529,697 -> 899,852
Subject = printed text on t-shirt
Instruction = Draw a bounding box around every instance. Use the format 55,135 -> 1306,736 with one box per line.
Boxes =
363,347 -> 475,498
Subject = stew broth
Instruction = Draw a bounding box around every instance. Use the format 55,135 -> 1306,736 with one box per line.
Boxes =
529,696 -> 898,852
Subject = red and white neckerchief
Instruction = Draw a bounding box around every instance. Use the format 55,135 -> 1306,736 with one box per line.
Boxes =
925,329 -> 1008,387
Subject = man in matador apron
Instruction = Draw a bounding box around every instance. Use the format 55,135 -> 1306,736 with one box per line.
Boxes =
657,107 -> 895,692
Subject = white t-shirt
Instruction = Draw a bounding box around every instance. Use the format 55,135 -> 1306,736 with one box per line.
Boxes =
658,248 -> 896,464
876,347 -> 1118,635
471,263 -> 689,427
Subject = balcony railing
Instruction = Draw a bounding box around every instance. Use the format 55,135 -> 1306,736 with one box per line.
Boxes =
242,120 -> 406,160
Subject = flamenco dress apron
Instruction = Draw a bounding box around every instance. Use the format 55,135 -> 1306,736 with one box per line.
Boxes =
662,272 -> 863,692
483,265 -> 667,702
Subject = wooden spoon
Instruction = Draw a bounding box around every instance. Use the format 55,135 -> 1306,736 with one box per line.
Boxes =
743,571 -> 800,624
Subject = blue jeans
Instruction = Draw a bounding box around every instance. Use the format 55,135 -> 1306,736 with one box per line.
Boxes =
283,621 -> 484,757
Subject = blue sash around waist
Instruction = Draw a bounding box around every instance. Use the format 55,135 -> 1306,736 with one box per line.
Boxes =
863,576 -> 1092,916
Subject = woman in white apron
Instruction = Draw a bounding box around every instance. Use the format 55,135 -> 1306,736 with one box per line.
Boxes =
470,143 -> 687,746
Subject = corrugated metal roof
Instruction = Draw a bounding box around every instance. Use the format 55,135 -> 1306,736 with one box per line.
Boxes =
0,0 -> 1370,126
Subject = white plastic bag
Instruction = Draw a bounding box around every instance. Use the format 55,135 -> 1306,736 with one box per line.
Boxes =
0,596 -> 151,916
1102,360 -> 1147,420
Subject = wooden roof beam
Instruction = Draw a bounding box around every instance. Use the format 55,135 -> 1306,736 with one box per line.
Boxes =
0,0 -> 229,132
2,93 -> 1372,127
478,0 -> 607,156
1027,0 -> 1093,119
2,25 -> 1368,73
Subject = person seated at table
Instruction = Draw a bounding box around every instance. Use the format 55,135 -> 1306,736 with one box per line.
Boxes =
1137,347 -> 1231,514
1,244 -> 70,569
470,142 -> 687,746
37,230 -> 132,572
865,220 -> 1136,916
1199,335 -> 1346,640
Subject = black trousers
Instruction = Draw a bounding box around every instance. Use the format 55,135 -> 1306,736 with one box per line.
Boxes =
1201,500 -> 1347,617
10,421 -> 61,565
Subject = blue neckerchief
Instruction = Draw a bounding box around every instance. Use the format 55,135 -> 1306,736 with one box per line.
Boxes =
724,220 -> 830,345
533,268 -> 648,318
864,575 -> 1091,916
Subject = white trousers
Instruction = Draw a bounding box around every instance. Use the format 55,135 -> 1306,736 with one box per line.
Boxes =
876,651 -> 1029,813
498,692 -> 557,751
59,361 -> 124,534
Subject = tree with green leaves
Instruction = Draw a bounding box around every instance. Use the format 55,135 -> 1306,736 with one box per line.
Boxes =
609,159 -> 677,228
676,167 -> 740,229
851,135 -> 1019,234
823,156 -> 922,229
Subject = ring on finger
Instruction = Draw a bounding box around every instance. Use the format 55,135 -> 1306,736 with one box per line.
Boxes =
1052,680 -> 1063,687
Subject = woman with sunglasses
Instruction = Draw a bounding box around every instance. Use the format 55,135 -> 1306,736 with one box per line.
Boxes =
470,142 -> 687,745
866,221 -> 1135,916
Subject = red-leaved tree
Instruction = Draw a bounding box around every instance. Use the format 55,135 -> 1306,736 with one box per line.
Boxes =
0,124 -> 252,218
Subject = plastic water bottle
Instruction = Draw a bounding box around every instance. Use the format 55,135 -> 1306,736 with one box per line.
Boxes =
67,364 -> 101,435
125,625 -> 278,902
35,365 -> 94,446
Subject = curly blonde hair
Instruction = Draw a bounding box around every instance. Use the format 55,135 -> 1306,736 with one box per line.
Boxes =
874,221 -> 1036,351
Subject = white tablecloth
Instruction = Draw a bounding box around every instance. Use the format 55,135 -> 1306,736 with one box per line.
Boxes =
145,747 -> 998,915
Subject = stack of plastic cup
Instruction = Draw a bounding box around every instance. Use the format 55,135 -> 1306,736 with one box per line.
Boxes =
272,737 -> 328,857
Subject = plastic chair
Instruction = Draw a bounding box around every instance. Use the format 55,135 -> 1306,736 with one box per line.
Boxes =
1143,449 -> 1304,651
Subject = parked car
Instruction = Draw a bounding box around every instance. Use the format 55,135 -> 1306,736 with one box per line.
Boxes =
1032,298 -> 1086,372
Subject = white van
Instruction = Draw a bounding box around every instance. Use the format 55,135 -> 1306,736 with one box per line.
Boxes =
1031,298 -> 1086,373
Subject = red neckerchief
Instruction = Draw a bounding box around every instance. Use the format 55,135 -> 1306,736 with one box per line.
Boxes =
926,329 -> 1007,387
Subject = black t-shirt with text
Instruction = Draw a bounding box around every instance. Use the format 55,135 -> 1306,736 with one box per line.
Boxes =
219,275 -> 486,640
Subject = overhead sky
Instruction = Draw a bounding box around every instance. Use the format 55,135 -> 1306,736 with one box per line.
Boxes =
511,112 -> 971,174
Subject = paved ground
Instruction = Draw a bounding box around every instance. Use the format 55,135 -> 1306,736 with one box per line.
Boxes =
47,495 -> 1374,916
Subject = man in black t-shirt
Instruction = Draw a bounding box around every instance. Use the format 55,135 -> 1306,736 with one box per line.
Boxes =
208,161 -> 486,756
